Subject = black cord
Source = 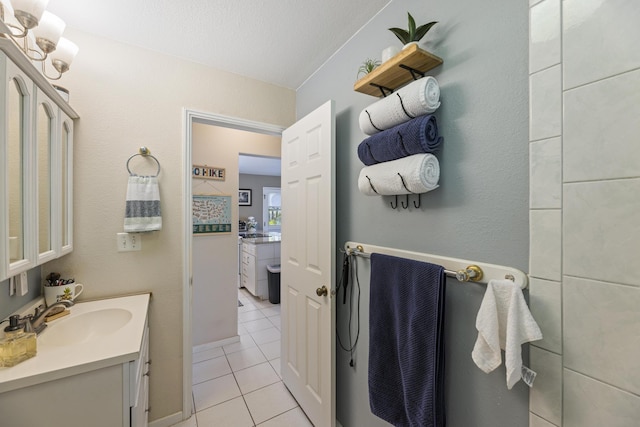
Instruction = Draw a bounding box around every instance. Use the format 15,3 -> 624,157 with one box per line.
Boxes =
336,252 -> 361,367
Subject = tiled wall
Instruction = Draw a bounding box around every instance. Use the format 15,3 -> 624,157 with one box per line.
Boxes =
528,0 -> 640,425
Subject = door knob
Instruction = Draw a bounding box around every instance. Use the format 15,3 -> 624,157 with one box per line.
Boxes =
316,285 -> 328,297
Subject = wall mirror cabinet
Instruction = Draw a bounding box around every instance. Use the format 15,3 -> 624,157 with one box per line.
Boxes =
0,35 -> 78,282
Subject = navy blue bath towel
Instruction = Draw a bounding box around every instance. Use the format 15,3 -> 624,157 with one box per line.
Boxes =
369,253 -> 446,427
357,115 -> 443,166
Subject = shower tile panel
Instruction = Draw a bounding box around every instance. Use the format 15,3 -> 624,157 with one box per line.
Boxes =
564,369 -> 640,427
530,65 -> 562,141
529,209 -> 562,281
529,347 -> 562,425
564,69 -> 640,182
564,179 -> 640,286
530,413 -> 558,427
530,0 -> 561,74
563,0 -> 640,89
529,278 -> 562,353
530,137 -> 562,209
563,276 -> 640,395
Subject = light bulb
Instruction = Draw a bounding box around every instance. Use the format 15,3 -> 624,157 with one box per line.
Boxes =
0,0 -> 15,21
11,0 -> 48,29
12,0 -> 48,20
33,11 -> 64,53
50,37 -> 78,73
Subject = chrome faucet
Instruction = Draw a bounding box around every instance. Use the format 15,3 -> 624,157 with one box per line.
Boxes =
23,300 -> 74,335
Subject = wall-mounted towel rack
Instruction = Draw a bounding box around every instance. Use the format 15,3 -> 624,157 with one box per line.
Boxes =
365,173 -> 422,209
126,146 -> 161,177
344,241 -> 528,289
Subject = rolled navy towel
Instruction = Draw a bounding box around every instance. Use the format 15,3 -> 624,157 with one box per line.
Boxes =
357,114 -> 443,166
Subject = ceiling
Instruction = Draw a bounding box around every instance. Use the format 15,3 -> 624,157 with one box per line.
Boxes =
47,0 -> 391,90
239,155 -> 281,177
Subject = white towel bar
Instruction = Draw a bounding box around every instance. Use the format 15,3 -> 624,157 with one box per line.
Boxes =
344,241 -> 528,289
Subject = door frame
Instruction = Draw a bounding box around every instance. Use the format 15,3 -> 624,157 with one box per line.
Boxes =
181,109 -> 284,419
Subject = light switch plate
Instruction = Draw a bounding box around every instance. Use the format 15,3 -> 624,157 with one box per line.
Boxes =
117,232 -> 142,252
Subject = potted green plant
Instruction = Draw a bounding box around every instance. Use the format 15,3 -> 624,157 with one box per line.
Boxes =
357,58 -> 381,79
389,12 -> 437,49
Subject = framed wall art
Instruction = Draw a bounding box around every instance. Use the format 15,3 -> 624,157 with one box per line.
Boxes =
239,189 -> 252,206
192,195 -> 232,234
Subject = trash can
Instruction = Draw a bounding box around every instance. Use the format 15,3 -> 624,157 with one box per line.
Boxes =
267,264 -> 281,304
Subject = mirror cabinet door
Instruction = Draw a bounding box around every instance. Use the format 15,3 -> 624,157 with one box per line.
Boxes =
7,78 -> 24,264
59,113 -> 73,255
1,54 -> 75,281
36,91 -> 57,263
4,67 -> 35,279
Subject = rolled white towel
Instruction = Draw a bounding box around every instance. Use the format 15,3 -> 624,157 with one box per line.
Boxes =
359,76 -> 441,135
358,154 -> 440,196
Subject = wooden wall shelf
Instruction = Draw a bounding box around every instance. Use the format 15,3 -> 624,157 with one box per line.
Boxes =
354,44 -> 443,97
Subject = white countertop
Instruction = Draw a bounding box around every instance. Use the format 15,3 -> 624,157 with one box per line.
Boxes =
241,232 -> 282,245
0,293 -> 150,393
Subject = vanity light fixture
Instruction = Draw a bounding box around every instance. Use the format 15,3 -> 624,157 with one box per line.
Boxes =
0,0 -> 79,81
10,0 -> 47,35
32,10 -> 65,55
47,36 -> 77,77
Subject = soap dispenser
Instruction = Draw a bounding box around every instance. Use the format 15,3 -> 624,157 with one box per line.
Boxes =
0,315 -> 37,367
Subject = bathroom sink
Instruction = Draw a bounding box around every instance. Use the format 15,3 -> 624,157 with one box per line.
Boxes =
39,308 -> 133,347
0,294 -> 149,395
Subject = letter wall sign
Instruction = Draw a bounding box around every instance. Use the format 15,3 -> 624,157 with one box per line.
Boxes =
193,164 -> 225,181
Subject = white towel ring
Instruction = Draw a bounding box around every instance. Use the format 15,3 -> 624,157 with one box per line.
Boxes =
127,146 -> 161,177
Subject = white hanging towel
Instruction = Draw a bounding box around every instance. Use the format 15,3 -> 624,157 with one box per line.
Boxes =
358,76 -> 441,135
358,153 -> 439,196
472,279 -> 542,389
124,176 -> 162,232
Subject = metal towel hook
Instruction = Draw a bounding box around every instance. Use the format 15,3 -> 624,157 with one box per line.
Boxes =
126,146 -> 161,177
401,195 -> 409,209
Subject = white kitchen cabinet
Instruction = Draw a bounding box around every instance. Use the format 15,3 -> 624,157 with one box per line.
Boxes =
242,241 -> 281,299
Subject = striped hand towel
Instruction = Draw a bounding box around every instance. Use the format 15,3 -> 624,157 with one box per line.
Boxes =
124,176 -> 162,232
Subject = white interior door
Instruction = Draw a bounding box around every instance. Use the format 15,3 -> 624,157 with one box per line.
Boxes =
281,100 -> 335,426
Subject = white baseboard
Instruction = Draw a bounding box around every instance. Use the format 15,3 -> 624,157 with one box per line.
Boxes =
192,335 -> 240,353
148,412 -> 187,427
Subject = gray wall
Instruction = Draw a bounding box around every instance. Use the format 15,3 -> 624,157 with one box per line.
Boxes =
296,0 -> 529,426
0,268 -> 42,319
239,174 -> 282,229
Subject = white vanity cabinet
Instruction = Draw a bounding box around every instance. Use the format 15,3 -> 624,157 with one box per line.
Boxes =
242,240 -> 281,299
0,323 -> 150,427
0,295 -> 150,427
0,36 -> 78,281
129,324 -> 151,427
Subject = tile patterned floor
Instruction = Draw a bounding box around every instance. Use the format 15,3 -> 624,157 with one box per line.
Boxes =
171,288 -> 313,427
